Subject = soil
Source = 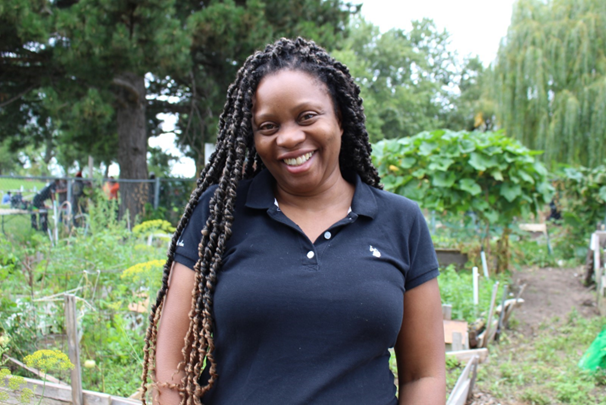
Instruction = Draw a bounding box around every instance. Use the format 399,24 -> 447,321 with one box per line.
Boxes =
467,265 -> 600,405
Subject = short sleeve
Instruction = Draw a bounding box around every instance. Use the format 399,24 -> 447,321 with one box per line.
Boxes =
174,186 -> 216,269
405,205 -> 439,290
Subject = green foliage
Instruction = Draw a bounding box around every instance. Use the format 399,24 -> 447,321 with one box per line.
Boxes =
332,17 -> 458,142
556,164 -> 606,257
438,265 -> 508,323
477,311 -> 606,404
373,130 -> 554,227
0,368 -> 33,404
495,0 -> 606,168
0,193 -> 168,396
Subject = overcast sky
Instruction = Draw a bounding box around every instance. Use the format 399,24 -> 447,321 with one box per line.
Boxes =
146,0 -> 519,178
359,0 -> 517,66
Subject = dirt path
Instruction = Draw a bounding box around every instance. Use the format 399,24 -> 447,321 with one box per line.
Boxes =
467,265 -> 599,405
511,265 -> 599,335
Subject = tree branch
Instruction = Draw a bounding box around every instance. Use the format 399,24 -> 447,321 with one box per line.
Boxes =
0,84 -> 37,109
112,77 -> 141,103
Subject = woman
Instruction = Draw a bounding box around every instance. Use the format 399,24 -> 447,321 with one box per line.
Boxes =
142,37 -> 445,405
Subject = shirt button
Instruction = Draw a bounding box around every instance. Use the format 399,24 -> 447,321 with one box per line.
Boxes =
307,251 -> 315,259
324,231 -> 332,240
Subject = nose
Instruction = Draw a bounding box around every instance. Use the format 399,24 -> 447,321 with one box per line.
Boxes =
276,123 -> 305,149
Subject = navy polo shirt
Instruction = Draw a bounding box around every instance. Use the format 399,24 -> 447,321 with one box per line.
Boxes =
175,169 -> 439,405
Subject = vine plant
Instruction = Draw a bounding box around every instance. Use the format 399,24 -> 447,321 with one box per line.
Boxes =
372,130 -> 554,272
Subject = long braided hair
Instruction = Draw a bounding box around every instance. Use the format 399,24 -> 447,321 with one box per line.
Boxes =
141,37 -> 382,405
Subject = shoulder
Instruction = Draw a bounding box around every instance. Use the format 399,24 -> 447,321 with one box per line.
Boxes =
366,184 -> 424,220
193,177 -> 256,212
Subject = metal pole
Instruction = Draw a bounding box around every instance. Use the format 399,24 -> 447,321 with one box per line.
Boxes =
154,177 -> 161,210
67,179 -> 73,211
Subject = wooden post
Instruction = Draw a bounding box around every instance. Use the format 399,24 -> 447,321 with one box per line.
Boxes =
452,332 -> 463,352
480,281 -> 499,348
65,294 -> 83,405
442,304 -> 452,320
495,284 -> 509,341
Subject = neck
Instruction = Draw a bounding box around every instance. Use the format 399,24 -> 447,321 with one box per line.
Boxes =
274,171 -> 354,213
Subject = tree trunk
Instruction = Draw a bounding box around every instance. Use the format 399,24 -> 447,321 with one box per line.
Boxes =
496,226 -> 511,273
114,72 -> 148,225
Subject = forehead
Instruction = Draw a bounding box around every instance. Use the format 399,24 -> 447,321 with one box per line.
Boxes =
253,69 -> 333,112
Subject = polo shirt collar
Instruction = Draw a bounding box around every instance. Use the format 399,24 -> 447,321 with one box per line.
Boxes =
245,169 -> 377,219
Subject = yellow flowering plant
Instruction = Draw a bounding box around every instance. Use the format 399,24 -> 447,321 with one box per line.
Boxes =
132,220 -> 175,238
0,368 -> 34,404
23,350 -> 74,374
121,259 -> 165,292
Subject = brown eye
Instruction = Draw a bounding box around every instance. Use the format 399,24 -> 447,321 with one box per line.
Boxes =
259,122 -> 277,131
300,112 -> 316,122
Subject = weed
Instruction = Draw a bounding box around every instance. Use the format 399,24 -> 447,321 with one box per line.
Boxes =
475,312 -> 606,403
521,388 -> 550,405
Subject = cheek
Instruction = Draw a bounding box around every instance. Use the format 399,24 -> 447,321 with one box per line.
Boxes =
253,135 -> 269,158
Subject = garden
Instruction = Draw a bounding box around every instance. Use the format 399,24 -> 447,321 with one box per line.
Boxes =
1,130 -> 606,404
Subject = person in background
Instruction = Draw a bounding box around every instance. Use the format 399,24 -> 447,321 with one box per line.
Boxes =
31,180 -> 65,231
1,191 -> 10,205
109,179 -> 120,200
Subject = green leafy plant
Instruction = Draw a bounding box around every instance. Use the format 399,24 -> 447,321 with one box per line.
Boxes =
555,164 -> 606,260
373,130 -> 554,272
438,265 -> 509,323
0,368 -> 34,404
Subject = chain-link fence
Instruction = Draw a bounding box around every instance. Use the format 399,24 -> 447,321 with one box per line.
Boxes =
0,175 -> 196,233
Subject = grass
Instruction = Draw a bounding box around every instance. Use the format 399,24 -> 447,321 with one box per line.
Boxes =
390,308 -> 606,403
465,310 -> 606,404
0,177 -> 48,209
0,177 -> 47,194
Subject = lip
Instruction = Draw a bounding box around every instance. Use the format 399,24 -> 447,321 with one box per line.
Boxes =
278,149 -> 316,161
280,150 -> 316,174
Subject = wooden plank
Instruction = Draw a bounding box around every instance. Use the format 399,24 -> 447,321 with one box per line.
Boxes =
446,348 -> 489,364
480,281 -> 499,348
452,331 -> 463,352
447,380 -> 470,405
519,223 -> 547,233
446,355 -> 478,405
3,355 -> 67,385
65,294 -> 83,405
442,304 -> 452,320
3,377 -> 140,405
443,320 -> 468,344
111,398 -> 143,405
495,284 -> 509,341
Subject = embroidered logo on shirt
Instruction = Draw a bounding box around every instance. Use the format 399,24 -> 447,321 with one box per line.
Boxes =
177,238 -> 184,247
369,245 -> 381,258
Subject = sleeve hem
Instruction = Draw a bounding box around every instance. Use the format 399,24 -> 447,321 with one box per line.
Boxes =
174,254 -> 197,270
406,267 -> 439,291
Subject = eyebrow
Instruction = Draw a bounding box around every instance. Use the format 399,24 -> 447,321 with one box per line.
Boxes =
253,100 -> 326,120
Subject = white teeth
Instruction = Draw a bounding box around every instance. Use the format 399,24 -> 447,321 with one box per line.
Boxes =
284,152 -> 314,166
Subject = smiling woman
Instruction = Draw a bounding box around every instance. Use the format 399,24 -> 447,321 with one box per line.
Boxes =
143,38 -> 445,405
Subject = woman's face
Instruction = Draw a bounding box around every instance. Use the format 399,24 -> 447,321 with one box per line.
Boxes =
252,69 -> 343,197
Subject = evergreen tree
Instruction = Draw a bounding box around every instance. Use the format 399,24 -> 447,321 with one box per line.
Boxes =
495,0 -> 606,167
147,0 -> 357,172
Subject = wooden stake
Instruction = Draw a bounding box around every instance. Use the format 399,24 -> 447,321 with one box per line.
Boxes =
480,281 -> 499,348
65,294 -> 83,405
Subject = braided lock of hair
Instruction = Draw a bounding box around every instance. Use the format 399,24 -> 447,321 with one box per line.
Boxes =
141,37 -> 382,405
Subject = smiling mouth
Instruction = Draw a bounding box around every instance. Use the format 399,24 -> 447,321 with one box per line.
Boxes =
283,151 -> 315,166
